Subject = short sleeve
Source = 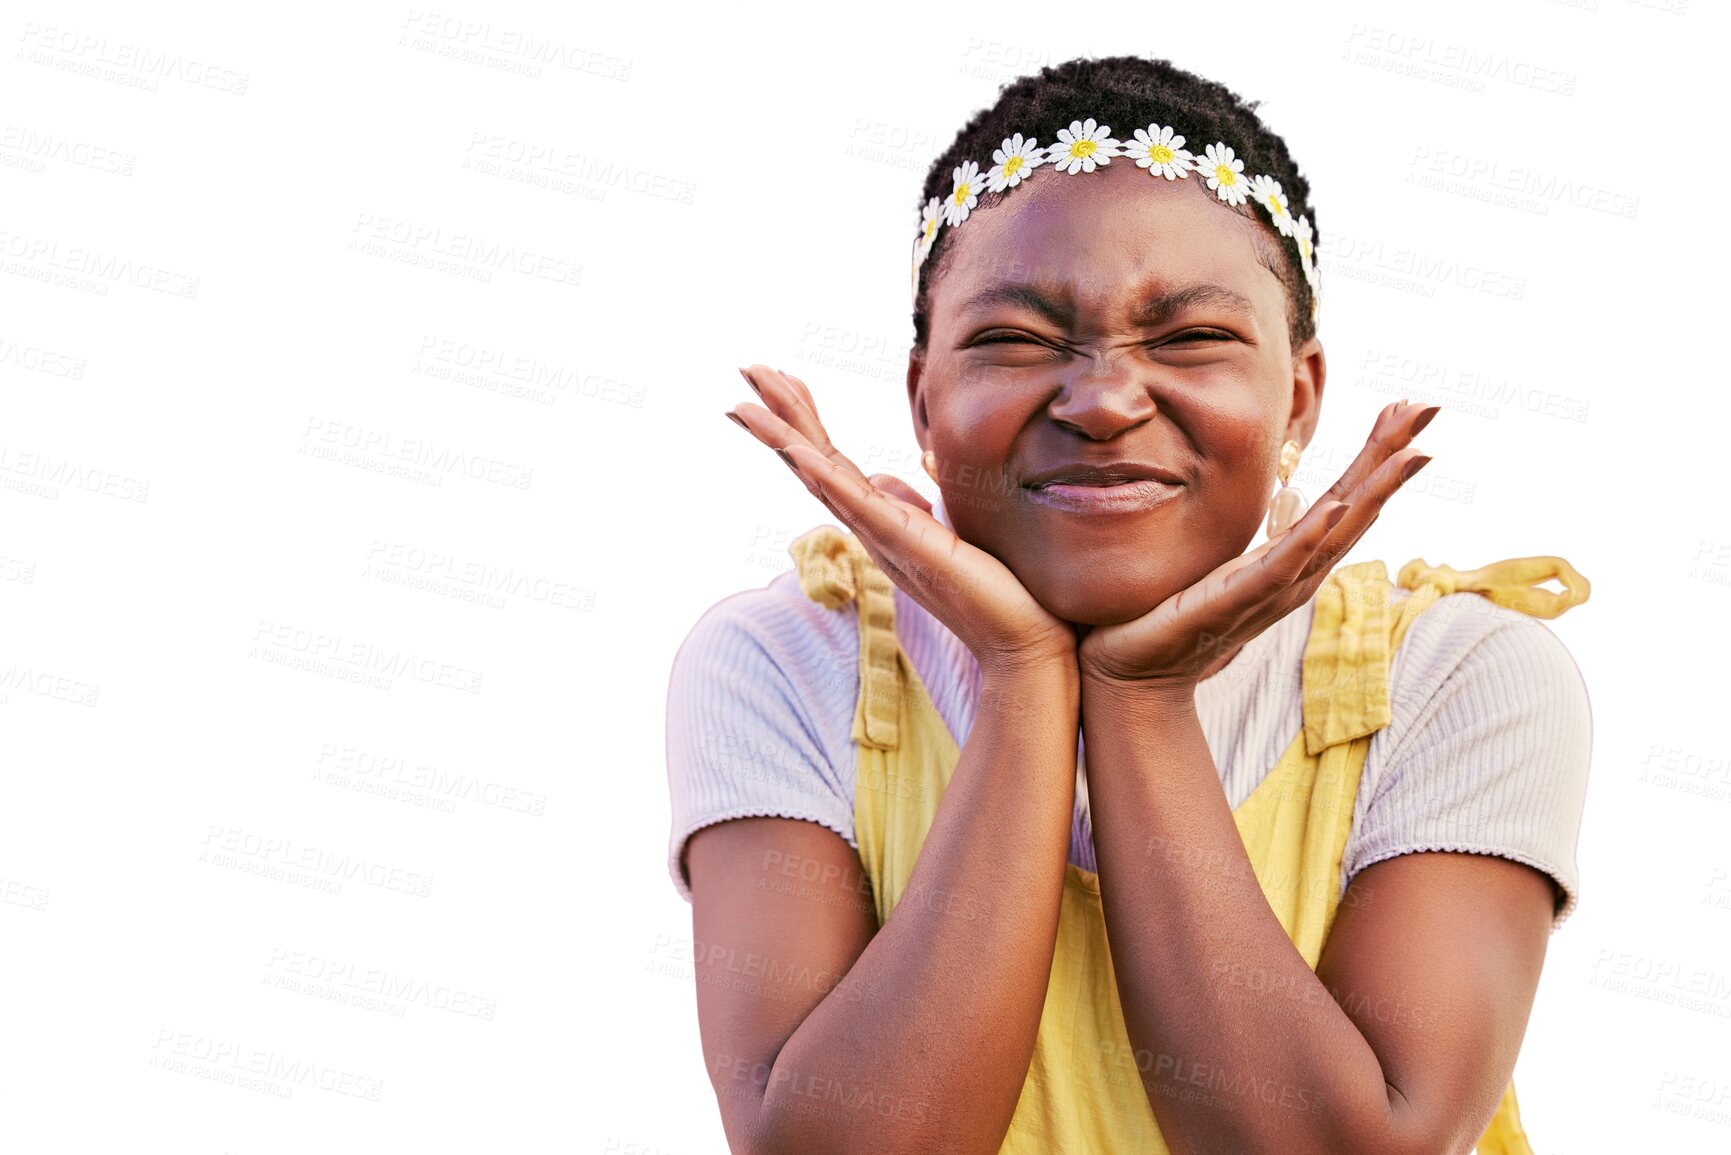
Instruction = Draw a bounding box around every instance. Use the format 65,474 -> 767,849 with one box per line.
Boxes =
664,578 -> 859,904
1343,596 -> 1594,931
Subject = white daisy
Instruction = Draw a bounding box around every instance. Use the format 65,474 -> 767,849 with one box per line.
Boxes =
1294,214 -> 1317,290
915,196 -> 943,269
943,160 -> 983,227
1200,142 -> 1249,206
1045,118 -> 1121,174
987,133 -> 1045,192
1247,174 -> 1296,237
1123,123 -> 1194,181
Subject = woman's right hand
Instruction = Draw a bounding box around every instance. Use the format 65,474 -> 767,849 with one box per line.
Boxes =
729,364 -> 1077,678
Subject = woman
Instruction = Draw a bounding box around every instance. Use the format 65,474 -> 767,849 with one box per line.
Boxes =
668,56 -> 1592,1154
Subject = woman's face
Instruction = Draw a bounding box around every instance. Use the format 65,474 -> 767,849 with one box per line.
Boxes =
909,159 -> 1327,627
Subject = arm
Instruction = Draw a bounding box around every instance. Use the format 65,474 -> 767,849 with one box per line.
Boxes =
691,364 -> 1090,1153
688,653 -> 1079,1155
1081,677 -> 1555,1155
1072,399 -> 1566,1152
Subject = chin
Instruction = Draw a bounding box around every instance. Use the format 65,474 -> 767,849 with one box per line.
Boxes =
1020,568 -> 1168,628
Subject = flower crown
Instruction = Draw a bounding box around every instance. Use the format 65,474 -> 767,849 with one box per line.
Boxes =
911,118 -> 1320,321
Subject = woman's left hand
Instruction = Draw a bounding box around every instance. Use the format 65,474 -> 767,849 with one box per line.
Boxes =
1078,400 -> 1441,691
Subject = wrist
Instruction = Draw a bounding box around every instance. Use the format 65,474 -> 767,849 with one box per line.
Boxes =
975,638 -> 1077,683
978,656 -> 1080,691
977,647 -> 1080,705
1080,669 -> 1199,720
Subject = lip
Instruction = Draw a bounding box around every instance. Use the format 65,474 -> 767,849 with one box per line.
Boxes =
1022,460 -> 1186,488
1023,478 -> 1182,515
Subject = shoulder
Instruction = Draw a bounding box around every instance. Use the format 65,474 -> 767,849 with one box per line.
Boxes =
670,568 -> 862,702
1387,588 -> 1590,723
1351,586 -> 1594,928
664,568 -> 869,903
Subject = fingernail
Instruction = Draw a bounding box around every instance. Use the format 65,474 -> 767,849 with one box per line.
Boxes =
738,367 -> 762,397
1401,455 -> 1433,482
774,447 -> 800,473
1409,405 -> 1441,435
724,410 -> 748,430
1326,503 -> 1351,527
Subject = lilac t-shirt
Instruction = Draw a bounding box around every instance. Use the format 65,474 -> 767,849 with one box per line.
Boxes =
665,502 -> 1593,931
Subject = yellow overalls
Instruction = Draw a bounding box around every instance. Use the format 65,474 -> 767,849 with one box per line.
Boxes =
789,525 -> 1589,1155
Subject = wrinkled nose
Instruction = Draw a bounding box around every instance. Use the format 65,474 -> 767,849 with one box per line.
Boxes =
1044,346 -> 1158,440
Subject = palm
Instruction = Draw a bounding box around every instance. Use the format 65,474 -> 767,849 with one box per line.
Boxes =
1079,399 -> 1442,687
729,365 -> 1074,669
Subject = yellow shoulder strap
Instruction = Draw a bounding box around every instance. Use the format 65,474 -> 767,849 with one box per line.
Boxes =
788,524 -> 903,750
1396,555 -> 1590,619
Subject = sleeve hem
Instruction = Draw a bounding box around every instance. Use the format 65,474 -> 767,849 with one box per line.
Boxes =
668,808 -> 859,904
1343,842 -> 1579,932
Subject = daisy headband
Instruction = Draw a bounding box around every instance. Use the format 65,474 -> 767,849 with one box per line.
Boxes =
912,118 -> 1320,321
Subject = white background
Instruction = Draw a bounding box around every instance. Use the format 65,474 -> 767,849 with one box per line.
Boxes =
3,0 -> 1728,1152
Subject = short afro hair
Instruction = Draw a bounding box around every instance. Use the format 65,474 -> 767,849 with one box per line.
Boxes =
911,55 -> 1319,357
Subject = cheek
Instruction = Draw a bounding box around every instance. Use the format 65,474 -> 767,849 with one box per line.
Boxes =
923,375 -> 1039,524
1183,401 -> 1284,536
925,372 -> 1037,464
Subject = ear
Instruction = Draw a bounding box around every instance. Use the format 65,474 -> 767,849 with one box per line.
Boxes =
1286,335 -> 1326,448
906,347 -> 931,450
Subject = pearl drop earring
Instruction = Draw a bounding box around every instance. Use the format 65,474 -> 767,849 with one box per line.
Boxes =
1265,439 -> 1307,538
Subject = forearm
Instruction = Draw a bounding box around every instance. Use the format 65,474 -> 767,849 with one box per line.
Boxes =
751,658 -> 1081,1155
1081,678 -> 1406,1155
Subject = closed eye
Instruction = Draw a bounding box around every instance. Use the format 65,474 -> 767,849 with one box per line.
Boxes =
1165,329 -> 1235,344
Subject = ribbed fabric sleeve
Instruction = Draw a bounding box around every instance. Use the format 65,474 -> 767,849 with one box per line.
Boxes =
666,573 -> 1593,933
1344,592 -> 1594,930
664,580 -> 859,902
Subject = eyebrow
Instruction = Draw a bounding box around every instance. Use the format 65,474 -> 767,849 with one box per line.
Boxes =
957,281 -> 1256,328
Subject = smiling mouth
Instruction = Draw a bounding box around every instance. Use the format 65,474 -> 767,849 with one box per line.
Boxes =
1022,477 -> 1183,514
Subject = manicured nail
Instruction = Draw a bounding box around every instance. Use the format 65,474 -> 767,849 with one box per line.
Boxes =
1401,455 -> 1433,482
724,410 -> 748,430
1326,504 -> 1351,528
1409,405 -> 1441,435
738,367 -> 762,396
774,447 -> 800,473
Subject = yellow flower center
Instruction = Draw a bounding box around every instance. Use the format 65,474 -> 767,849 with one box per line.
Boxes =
925,218 -> 937,240
1267,196 -> 1287,218
1072,140 -> 1097,159
952,182 -> 972,206
1150,144 -> 1174,164
1003,155 -> 1023,178
1215,164 -> 1238,186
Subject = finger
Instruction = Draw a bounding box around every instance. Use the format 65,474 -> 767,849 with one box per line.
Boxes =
1295,442 -> 1432,569
781,442 -> 961,594
1224,499 -> 1353,603
869,472 -> 933,514
739,365 -> 835,457
729,400 -> 880,499
1313,401 -> 1441,514
1257,445 -> 1430,630
728,399 -> 820,458
1287,404 -> 1438,557
775,367 -> 820,413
